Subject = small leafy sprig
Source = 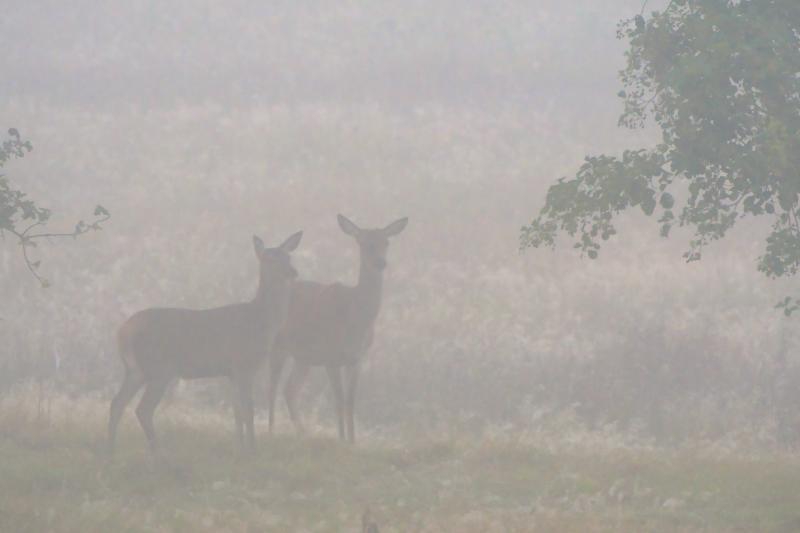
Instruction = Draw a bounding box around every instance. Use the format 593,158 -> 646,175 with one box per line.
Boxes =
1,128 -> 111,287
6,205 -> 111,287
776,296 -> 800,318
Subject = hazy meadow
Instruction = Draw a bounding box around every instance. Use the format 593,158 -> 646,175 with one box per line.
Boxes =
2,1 -> 799,531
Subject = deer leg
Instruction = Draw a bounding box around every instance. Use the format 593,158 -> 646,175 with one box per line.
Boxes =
284,361 -> 310,435
238,374 -> 256,451
231,377 -> 245,450
267,355 -> 286,435
108,370 -> 144,456
135,377 -> 170,455
344,363 -> 361,443
326,365 -> 345,440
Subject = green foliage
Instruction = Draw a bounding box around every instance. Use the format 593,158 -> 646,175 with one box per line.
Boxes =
0,129 -> 49,231
521,0 -> 800,311
0,128 -> 109,286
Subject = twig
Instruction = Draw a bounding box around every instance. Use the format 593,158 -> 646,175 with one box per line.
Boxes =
8,210 -> 111,287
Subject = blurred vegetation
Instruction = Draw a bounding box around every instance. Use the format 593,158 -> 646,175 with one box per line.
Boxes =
1,102 -> 797,449
522,0 -> 800,314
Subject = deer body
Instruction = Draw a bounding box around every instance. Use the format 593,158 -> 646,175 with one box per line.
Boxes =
268,215 -> 407,442
108,231 -> 302,455
278,280 -> 377,366
120,300 -> 287,380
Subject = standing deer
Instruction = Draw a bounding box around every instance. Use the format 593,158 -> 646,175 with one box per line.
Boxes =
267,215 -> 407,442
107,231 -> 303,455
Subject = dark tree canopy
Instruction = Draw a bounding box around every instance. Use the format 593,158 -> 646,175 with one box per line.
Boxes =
1,128 -> 109,286
521,0 -> 800,313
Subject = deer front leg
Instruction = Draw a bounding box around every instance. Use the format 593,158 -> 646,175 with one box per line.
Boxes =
284,361 -> 310,435
344,363 -> 361,443
241,376 -> 255,451
326,365 -> 345,440
231,376 -> 245,450
267,355 -> 287,435
232,372 -> 256,452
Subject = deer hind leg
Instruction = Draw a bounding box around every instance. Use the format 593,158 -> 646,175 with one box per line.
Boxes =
283,361 -> 310,435
267,355 -> 287,435
135,377 -> 170,455
108,369 -> 145,456
344,363 -> 361,443
326,365 -> 345,440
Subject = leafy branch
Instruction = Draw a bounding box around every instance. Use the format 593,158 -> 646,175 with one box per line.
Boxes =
521,0 -> 800,314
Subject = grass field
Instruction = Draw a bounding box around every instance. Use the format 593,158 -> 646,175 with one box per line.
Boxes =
1,387 -> 800,533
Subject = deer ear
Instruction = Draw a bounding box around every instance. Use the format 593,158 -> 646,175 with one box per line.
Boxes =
337,214 -> 361,236
253,235 -> 265,257
382,217 -> 408,237
280,231 -> 303,252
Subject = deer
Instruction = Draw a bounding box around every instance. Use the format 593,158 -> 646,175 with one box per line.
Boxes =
107,230 -> 303,456
267,215 -> 407,443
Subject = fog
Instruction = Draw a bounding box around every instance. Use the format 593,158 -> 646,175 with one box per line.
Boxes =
1,1 -> 798,531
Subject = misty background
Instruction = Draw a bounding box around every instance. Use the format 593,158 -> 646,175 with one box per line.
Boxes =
2,0 -> 796,444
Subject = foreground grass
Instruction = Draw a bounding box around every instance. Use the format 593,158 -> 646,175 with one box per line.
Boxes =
1,391 -> 800,532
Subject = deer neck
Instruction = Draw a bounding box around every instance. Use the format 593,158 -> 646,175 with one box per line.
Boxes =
355,260 -> 384,321
252,280 -> 291,322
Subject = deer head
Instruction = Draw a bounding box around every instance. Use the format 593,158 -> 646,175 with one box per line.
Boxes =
337,214 -> 407,272
253,231 -> 303,289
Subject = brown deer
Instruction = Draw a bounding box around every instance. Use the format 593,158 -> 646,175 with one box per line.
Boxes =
267,215 -> 407,442
107,231 -> 303,455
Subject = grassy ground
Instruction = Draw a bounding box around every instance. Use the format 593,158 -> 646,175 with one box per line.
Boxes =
1,388 -> 800,532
